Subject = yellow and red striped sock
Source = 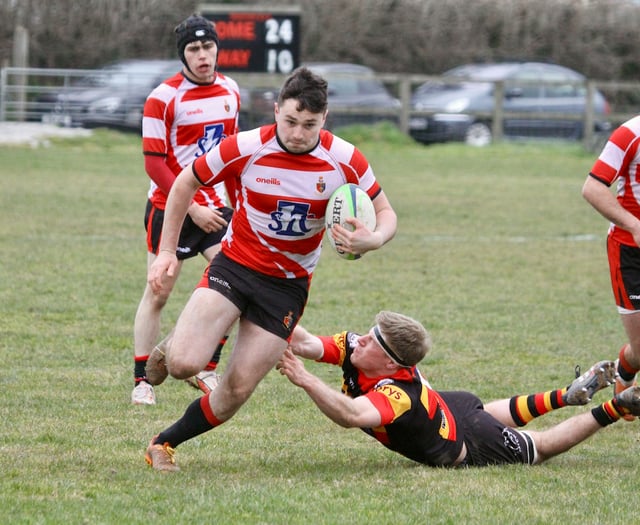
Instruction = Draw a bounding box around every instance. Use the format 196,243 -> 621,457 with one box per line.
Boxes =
591,398 -> 627,426
509,389 -> 566,426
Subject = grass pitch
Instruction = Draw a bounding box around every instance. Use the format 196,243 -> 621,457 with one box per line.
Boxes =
0,127 -> 637,524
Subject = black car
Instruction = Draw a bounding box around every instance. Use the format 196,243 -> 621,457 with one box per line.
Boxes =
304,62 -> 401,130
42,59 -> 182,131
237,62 -> 402,131
409,61 -> 611,146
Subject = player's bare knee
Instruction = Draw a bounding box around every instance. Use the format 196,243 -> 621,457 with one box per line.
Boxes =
150,291 -> 171,309
166,356 -> 200,379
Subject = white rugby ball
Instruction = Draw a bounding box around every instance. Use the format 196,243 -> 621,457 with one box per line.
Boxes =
325,183 -> 376,260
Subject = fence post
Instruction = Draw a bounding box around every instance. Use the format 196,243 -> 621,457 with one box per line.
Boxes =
398,76 -> 411,135
0,68 -> 6,121
491,80 -> 505,143
12,25 -> 29,122
583,81 -> 595,150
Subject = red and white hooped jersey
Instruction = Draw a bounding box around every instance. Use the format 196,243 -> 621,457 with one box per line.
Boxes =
142,71 -> 240,210
590,115 -> 640,246
192,124 -> 382,279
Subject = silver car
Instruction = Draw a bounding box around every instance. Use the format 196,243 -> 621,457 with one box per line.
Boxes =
409,61 -> 611,146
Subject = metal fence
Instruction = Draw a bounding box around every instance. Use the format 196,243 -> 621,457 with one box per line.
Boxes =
2,66 -> 640,150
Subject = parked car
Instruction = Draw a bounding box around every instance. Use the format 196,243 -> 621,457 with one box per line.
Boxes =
409,61 -> 611,146
41,59 -> 182,131
238,62 -> 401,131
237,86 -> 277,130
36,60 -> 398,133
304,62 -> 401,130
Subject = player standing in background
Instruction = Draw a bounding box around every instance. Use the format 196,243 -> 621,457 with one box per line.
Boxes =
131,14 -> 240,405
582,116 -> 640,420
143,66 -> 397,470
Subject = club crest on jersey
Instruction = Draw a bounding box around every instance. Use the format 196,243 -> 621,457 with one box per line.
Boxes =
316,177 -> 326,194
282,311 -> 294,331
224,100 -> 230,113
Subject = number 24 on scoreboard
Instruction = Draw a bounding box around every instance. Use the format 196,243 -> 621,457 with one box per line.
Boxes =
264,17 -> 296,74
201,6 -> 301,74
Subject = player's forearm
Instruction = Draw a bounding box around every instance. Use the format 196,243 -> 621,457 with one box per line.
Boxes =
159,172 -> 199,251
371,191 -> 397,248
300,374 -> 360,428
583,176 -> 640,239
374,208 -> 397,247
289,326 -> 324,360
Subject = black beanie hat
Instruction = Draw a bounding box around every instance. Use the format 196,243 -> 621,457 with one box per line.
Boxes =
175,14 -> 219,66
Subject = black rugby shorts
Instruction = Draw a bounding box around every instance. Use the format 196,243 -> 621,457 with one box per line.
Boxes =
144,200 -> 233,260
196,251 -> 310,340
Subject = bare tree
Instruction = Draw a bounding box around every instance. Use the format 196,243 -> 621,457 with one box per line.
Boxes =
1,0 -> 197,68
2,0 -> 640,80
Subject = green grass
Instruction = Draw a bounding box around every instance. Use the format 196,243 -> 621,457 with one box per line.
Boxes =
1,127 -> 637,524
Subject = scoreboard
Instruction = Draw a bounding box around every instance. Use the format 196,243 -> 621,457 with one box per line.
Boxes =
199,4 -> 301,74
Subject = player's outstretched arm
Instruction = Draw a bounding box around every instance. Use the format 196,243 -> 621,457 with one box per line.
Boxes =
288,325 -> 324,360
277,349 -> 381,428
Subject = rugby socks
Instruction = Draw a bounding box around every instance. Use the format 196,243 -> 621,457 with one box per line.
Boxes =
617,344 -> 639,384
591,398 -> 627,427
509,389 -> 566,426
134,355 -> 149,385
591,347 -> 638,426
205,335 -> 228,371
154,393 -> 224,448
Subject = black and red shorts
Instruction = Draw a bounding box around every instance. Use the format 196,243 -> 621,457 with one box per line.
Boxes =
607,235 -> 640,311
144,200 -> 233,260
197,251 -> 310,341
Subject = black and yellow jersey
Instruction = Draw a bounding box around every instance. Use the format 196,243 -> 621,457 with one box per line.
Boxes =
318,331 -> 465,467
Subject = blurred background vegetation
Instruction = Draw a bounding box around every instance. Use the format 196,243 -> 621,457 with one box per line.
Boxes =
2,0 -> 640,80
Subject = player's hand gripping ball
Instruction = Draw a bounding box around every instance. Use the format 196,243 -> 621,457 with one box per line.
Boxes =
325,183 -> 376,260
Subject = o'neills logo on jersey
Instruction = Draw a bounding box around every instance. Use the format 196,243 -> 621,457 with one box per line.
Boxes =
316,176 -> 326,194
256,177 -> 281,185
187,108 -> 204,116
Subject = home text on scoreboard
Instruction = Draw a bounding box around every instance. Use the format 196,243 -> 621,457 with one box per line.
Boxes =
199,4 -> 301,74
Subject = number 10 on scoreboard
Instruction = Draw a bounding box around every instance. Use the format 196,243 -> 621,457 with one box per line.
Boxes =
264,17 -> 296,74
200,4 -> 301,74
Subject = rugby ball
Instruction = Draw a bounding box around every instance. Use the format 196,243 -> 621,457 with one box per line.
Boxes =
325,183 -> 376,260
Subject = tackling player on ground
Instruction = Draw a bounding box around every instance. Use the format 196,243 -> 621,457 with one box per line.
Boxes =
277,311 -> 640,467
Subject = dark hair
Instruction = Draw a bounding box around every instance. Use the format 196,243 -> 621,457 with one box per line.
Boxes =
278,67 -> 328,114
174,14 -> 219,65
